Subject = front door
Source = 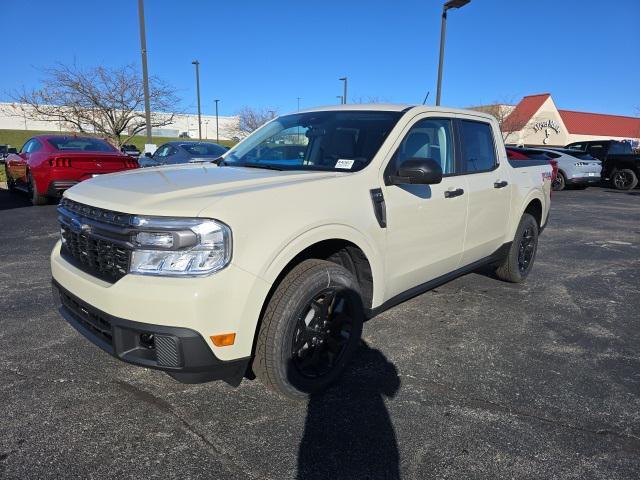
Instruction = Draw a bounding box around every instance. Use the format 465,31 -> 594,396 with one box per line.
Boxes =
382,116 -> 468,300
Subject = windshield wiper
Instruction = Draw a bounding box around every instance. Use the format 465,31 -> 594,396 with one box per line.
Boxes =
231,162 -> 284,171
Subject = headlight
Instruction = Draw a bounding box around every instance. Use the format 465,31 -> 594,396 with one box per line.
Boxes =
129,217 -> 231,277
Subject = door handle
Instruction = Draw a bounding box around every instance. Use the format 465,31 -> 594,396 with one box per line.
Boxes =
494,180 -> 508,188
444,188 -> 464,198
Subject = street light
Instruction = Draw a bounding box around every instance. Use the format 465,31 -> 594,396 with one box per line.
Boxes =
435,0 -> 471,106
137,0 -> 152,146
214,99 -> 220,144
339,77 -> 348,104
297,97 -> 302,111
336,95 -> 344,104
192,60 -> 202,139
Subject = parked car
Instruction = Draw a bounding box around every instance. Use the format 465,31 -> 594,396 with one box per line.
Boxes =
565,140 -> 640,190
536,148 -> 602,191
0,145 -> 17,164
4,135 -> 138,205
120,144 -> 141,158
138,141 -> 228,168
51,105 -> 551,400
506,147 -> 558,183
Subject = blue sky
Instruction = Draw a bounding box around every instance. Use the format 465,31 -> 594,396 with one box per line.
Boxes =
2,0 -> 639,117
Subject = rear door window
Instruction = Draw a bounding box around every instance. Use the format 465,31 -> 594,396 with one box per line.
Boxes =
459,120 -> 497,173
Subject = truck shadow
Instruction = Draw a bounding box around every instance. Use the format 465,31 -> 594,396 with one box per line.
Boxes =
297,341 -> 401,480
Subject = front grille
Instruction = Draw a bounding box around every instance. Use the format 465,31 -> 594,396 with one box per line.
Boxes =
58,198 -> 133,283
58,287 -> 113,346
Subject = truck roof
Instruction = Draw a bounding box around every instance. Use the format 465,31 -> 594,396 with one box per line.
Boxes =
295,103 -> 496,121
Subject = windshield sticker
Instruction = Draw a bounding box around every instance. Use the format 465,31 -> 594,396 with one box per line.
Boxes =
335,159 -> 355,169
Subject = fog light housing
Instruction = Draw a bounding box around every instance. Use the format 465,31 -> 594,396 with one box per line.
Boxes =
140,333 -> 155,349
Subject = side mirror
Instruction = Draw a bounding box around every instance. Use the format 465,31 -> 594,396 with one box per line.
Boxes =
144,152 -> 153,158
8,147 -> 17,154
389,158 -> 443,185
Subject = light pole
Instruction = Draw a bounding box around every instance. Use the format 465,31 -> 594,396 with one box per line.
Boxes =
297,97 -> 302,111
192,60 -> 202,139
339,77 -> 348,104
336,95 -> 344,104
137,0 -> 153,145
214,99 -> 220,144
436,0 -> 471,106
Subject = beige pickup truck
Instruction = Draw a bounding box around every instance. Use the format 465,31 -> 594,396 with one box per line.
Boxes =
51,105 -> 551,399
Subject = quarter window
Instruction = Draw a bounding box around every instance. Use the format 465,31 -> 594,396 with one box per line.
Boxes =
392,118 -> 455,175
460,121 -> 497,173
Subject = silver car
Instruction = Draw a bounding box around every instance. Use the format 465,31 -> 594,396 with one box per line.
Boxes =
540,148 -> 602,191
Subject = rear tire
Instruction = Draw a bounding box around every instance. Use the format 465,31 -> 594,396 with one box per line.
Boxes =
253,259 -> 364,401
611,169 -> 638,190
5,165 -> 17,192
495,213 -> 539,283
552,171 -> 565,191
28,172 -> 48,205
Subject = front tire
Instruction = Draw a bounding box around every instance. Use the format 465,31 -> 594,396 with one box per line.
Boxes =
253,259 -> 364,400
28,172 -> 48,205
495,213 -> 539,283
552,171 -> 565,191
611,169 -> 638,191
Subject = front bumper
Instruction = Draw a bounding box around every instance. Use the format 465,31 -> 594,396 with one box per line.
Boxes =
52,279 -> 249,385
51,240 -> 271,363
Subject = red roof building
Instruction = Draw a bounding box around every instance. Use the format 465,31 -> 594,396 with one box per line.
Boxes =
499,94 -> 640,148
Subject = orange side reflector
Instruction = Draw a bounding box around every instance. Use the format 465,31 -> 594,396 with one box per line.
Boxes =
211,333 -> 236,347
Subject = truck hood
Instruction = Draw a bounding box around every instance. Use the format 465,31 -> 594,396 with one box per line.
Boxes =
64,163 -> 338,217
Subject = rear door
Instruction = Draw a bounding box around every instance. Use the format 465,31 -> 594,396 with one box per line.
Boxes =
381,114 -> 468,299
456,117 -> 511,266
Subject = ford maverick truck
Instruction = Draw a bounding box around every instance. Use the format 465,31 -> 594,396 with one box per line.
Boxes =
51,105 -> 551,400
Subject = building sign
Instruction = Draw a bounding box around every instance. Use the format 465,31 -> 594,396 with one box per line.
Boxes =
532,119 -> 561,144
533,119 -> 561,133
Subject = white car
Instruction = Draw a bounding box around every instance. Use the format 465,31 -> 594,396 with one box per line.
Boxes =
538,148 -> 602,191
51,104 -> 552,400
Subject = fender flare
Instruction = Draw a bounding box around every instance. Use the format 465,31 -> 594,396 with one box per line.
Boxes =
510,191 -> 545,239
260,223 -> 386,307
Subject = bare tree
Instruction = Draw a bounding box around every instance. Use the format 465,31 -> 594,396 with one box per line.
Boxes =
234,106 -> 278,137
469,101 -> 524,143
6,63 -> 179,147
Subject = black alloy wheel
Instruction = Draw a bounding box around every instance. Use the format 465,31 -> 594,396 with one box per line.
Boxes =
517,224 -> 536,274
611,169 -> 638,191
291,288 -> 355,379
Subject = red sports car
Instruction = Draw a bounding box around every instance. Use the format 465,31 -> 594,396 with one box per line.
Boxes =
4,135 -> 138,205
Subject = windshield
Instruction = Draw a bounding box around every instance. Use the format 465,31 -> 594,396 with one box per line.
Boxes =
48,136 -> 117,152
181,143 -> 227,157
223,110 -> 403,171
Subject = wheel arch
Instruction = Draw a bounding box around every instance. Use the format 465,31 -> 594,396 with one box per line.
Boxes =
260,226 -> 382,310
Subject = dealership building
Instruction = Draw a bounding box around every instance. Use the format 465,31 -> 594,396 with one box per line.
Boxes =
492,93 -> 640,149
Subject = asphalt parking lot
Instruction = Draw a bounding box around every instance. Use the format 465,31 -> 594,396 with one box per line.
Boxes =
1,186 -> 639,479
